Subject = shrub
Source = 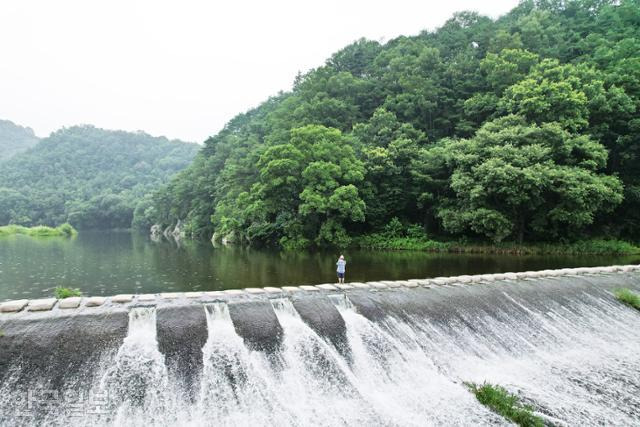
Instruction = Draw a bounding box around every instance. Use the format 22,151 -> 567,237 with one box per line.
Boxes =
0,224 -> 77,238
614,288 -> 640,311
54,287 -> 82,299
466,382 -> 544,427
57,223 -> 77,237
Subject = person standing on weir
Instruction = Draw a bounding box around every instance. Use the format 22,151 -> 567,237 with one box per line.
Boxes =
336,255 -> 346,284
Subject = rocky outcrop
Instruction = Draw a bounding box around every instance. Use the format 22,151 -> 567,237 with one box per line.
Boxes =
171,219 -> 186,239
155,220 -> 186,240
150,224 -> 163,241
211,232 -> 222,247
163,224 -> 173,239
221,231 -> 236,245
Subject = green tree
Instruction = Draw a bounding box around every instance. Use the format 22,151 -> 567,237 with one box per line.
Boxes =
242,125 -> 366,248
431,116 -> 622,242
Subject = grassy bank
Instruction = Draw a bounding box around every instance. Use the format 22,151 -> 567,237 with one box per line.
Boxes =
0,223 -> 77,238
615,288 -> 640,311
466,382 -> 544,427
355,234 -> 640,255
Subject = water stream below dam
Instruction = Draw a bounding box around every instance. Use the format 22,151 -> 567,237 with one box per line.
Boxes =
1,274 -> 640,426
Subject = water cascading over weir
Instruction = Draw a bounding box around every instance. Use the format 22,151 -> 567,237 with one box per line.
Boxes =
1,266 -> 640,426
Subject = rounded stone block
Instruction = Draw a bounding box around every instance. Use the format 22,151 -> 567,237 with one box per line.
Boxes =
367,282 -> 388,289
456,276 -> 472,283
381,281 -> 402,288
111,294 -> 134,303
85,296 -> 106,307
137,294 -> 157,302
263,287 -> 284,294
540,270 -> 558,276
28,298 -> 58,311
0,299 -> 29,313
299,285 -> 320,291
282,286 -> 302,292
223,289 -> 245,296
431,278 -> 447,285
204,291 -> 224,298
349,282 -> 370,289
160,292 -> 184,299
184,292 -> 204,298
245,288 -> 266,294
401,281 -> 419,288
316,284 -> 338,291
335,284 -> 353,290
504,273 -> 518,280
58,297 -> 82,309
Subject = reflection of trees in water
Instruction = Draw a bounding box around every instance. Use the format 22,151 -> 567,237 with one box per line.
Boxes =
3,230 -> 640,301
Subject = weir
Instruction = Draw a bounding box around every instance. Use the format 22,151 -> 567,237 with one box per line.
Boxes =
1,266 -> 640,425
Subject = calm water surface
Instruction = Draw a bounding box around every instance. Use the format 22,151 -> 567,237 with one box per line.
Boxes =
1,231 -> 639,301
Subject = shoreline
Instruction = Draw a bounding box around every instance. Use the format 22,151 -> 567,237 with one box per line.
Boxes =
353,235 -> 640,256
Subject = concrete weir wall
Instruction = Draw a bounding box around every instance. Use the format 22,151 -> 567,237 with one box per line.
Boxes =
1,265 -> 640,389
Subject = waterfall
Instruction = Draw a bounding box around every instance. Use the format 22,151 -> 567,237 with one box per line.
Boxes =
332,296 -> 506,426
197,302 -> 278,425
2,278 -> 640,426
269,298 -> 383,425
403,291 -> 640,425
99,307 -> 170,426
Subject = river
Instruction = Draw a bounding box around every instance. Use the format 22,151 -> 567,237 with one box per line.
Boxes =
1,230 -> 639,301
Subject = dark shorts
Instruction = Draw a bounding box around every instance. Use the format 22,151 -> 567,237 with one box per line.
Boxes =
337,272 -> 345,279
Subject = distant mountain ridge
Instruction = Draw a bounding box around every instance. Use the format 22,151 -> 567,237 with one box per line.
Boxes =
0,119 -> 40,161
0,124 -> 200,229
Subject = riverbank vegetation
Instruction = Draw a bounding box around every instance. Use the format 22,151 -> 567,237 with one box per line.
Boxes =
54,287 -> 82,299
615,288 -> 640,311
357,235 -> 639,255
0,126 -> 198,230
467,382 -> 544,427
140,1 -> 640,251
0,223 -> 77,238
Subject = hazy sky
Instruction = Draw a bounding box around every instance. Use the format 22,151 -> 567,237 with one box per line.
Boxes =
0,1 -> 518,143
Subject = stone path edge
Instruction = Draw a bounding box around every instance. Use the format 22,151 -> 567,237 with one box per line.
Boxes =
1,264 -> 638,314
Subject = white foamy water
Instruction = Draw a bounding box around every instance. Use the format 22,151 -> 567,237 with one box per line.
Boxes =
100,307 -> 170,426
8,283 -> 640,426
400,291 -> 640,426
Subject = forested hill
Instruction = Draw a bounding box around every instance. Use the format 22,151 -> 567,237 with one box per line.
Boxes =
0,126 -> 199,229
142,0 -> 640,248
0,119 -> 40,161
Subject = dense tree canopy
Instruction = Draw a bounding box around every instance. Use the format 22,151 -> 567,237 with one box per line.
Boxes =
0,126 -> 198,229
0,119 -> 39,161
136,0 -> 640,246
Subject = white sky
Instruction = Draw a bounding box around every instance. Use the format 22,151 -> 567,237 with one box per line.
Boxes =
0,0 -> 518,143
